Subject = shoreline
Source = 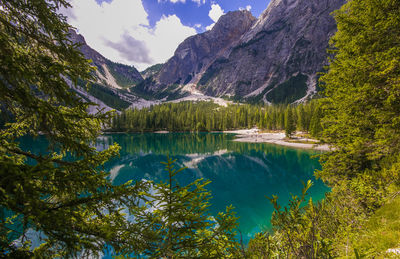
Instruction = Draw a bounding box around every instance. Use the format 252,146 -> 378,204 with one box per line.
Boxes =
103,129 -> 331,151
224,129 -> 331,151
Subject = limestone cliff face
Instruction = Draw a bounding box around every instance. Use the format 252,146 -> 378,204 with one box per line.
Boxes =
70,0 -> 346,104
152,10 -> 256,90
67,30 -> 146,112
149,0 -> 345,103
69,30 -> 143,89
199,0 -> 346,103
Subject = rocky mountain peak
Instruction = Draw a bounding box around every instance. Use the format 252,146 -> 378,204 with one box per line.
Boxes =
152,10 -> 256,89
197,0 -> 346,103
211,10 -> 256,36
68,30 -> 143,89
74,0 -> 348,105
68,29 -> 107,67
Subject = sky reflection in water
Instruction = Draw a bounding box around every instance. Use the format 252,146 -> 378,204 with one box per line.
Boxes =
99,133 -> 329,243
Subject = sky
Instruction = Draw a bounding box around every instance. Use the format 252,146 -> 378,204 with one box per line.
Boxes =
63,0 -> 270,71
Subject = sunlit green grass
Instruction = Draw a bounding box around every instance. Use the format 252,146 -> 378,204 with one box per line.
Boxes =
352,195 -> 400,258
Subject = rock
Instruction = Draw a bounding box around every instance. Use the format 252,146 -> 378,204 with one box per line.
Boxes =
140,64 -> 163,79
152,10 -> 256,92
67,30 -> 145,111
199,0 -> 346,103
69,0 -> 347,104
149,0 -> 346,103
68,30 -> 143,89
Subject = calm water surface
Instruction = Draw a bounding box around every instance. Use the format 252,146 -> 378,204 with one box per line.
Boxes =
98,133 -> 328,243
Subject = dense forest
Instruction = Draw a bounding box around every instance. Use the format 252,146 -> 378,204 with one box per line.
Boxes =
1,0 -> 400,258
109,101 -> 323,137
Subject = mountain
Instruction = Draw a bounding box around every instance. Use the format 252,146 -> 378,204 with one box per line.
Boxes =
141,64 -> 163,79
71,0 -> 346,106
140,0 -> 346,104
68,30 -> 149,111
202,0 -> 346,103
156,10 -> 256,87
133,10 -> 256,96
69,30 -> 143,89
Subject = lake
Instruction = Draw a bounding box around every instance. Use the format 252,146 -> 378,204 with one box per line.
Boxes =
98,133 -> 328,243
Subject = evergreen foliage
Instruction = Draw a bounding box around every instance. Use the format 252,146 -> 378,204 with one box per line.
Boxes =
105,60 -> 140,88
0,1 -> 145,257
110,101 -> 322,134
284,105 -> 296,138
247,181 -> 335,258
140,63 -> 163,79
86,83 -> 131,111
309,104 -> 322,138
3,0 -> 400,257
0,2 -> 241,257
246,0 -> 400,257
314,0 -> 400,253
319,0 -> 400,209
266,74 -> 309,104
245,0 -> 400,257
75,78 -> 131,111
134,157 -> 241,258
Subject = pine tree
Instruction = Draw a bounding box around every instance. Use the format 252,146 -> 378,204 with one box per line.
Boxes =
138,157 -> 241,258
320,0 -> 400,185
284,105 -> 296,138
0,1 -> 149,257
309,105 -> 322,138
296,104 -> 306,131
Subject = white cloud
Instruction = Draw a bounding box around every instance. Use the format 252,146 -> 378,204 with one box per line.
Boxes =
158,0 -> 186,3
158,0 -> 205,4
206,23 -> 215,31
192,0 -> 206,5
148,15 -> 197,66
208,3 -> 224,23
63,0 -> 197,71
239,5 -> 252,11
205,3 -> 224,31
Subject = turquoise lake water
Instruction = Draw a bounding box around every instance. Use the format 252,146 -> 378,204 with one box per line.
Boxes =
97,133 -> 328,243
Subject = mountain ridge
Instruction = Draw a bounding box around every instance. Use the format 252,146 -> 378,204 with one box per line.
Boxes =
69,30 -> 143,89
143,10 -> 256,92
141,0 -> 346,103
71,0 -> 347,106
68,30 -> 151,111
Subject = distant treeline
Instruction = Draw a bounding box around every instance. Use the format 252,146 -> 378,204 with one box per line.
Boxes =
99,133 -> 317,158
109,101 -> 323,137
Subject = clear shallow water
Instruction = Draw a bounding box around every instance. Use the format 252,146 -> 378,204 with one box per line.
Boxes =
98,133 -> 329,243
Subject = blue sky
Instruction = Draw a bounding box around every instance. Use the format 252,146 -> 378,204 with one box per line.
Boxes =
140,0 -> 269,31
64,0 -> 270,70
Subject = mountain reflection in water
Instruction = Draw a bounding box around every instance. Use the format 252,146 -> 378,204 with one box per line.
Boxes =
99,133 -> 328,243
